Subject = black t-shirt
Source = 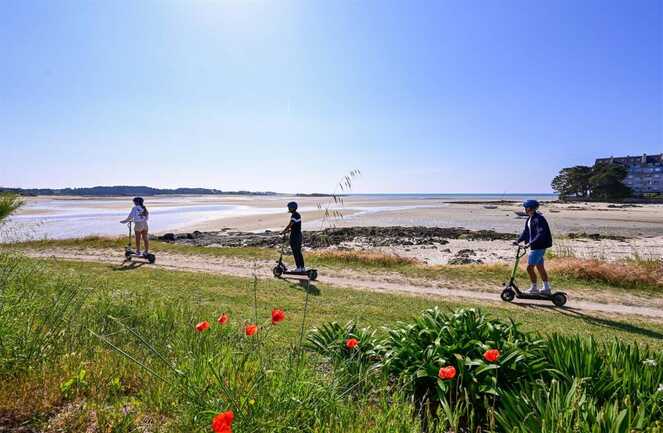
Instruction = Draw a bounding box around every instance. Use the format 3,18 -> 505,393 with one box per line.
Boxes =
290,211 -> 302,237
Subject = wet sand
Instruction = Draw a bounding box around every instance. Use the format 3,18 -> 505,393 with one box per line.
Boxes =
20,195 -> 656,236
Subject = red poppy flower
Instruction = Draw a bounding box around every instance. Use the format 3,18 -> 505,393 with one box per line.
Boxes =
271,309 -> 285,325
483,349 -> 501,363
195,321 -> 210,332
438,365 -> 457,380
345,338 -> 359,349
211,410 -> 234,433
217,313 -> 229,325
245,324 -> 258,336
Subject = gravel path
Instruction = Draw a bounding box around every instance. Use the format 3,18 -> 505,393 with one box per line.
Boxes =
22,248 -> 663,321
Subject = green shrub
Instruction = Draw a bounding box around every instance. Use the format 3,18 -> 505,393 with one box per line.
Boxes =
377,308 -> 548,431
496,378 -> 662,433
543,335 -> 663,428
306,321 -> 381,394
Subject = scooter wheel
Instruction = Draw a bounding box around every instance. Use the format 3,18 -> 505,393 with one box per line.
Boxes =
147,254 -> 156,264
307,269 -> 318,281
500,288 -> 515,302
273,266 -> 283,278
552,293 -> 567,307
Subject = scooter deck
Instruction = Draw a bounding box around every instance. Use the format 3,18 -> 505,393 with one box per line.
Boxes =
127,254 -> 151,259
516,293 -> 556,301
282,269 -> 317,276
125,249 -> 156,263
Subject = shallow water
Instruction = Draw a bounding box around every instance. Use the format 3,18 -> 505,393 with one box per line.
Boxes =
2,200 -> 284,242
1,194 -> 557,242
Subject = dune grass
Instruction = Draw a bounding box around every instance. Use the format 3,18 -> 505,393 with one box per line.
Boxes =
1,252 -> 662,432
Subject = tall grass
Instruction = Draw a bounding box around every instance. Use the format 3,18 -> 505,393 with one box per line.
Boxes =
0,252 -> 87,375
0,193 -> 23,223
310,249 -> 416,268
548,257 -> 663,291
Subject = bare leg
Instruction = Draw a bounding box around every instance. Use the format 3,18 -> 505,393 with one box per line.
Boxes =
526,265 -> 537,284
142,231 -> 149,253
536,264 -> 548,282
134,231 -> 141,252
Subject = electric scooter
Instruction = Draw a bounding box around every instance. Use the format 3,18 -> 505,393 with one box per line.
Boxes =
272,235 -> 318,281
500,244 -> 567,307
124,221 -> 156,264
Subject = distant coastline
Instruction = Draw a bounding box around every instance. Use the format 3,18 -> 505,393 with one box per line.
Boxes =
1,186 -> 556,198
0,186 -> 278,197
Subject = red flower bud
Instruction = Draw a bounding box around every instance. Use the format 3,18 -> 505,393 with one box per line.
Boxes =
484,349 -> 501,363
211,410 -> 234,433
195,321 -> 210,332
271,309 -> 285,325
438,365 -> 457,380
245,324 -> 258,336
217,313 -> 229,325
345,338 -> 359,349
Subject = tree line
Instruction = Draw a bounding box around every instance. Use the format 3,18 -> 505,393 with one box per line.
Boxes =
0,186 -> 277,197
551,163 -> 632,200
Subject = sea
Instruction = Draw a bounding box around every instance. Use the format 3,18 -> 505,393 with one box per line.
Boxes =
1,193 -> 557,242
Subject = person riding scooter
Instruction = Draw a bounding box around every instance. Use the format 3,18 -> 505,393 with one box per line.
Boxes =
515,199 -> 553,294
281,201 -> 305,272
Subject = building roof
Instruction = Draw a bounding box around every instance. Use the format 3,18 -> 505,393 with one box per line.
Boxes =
596,154 -> 663,165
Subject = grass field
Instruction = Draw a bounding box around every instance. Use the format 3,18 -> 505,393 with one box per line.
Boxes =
1,248 -> 662,432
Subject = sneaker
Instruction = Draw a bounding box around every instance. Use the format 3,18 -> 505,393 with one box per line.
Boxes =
528,285 -> 539,294
540,284 -> 551,295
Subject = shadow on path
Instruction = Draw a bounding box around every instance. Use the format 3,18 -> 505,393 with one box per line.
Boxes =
287,279 -> 321,296
512,302 -> 663,341
112,260 -> 147,271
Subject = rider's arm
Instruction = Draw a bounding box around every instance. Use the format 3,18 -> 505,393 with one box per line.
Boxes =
120,207 -> 136,224
281,220 -> 293,235
528,218 -> 544,246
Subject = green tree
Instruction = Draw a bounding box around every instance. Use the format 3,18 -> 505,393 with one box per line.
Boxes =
589,163 -> 632,200
0,193 -> 23,223
551,165 -> 592,197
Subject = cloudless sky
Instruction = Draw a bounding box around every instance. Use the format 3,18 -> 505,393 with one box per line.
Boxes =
1,0 -> 661,193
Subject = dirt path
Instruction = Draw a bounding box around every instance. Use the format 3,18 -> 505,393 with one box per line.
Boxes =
22,248 -> 663,321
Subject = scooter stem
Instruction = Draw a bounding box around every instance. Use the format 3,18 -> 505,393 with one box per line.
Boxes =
510,246 -> 523,280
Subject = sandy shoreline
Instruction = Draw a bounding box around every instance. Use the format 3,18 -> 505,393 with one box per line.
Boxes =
7,195 -> 663,264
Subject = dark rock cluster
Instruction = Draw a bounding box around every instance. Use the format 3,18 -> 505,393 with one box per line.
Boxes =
153,226 -> 516,249
448,248 -> 484,265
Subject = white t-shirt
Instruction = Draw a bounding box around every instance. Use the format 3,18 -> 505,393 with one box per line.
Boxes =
127,206 -> 148,222
527,217 -> 532,243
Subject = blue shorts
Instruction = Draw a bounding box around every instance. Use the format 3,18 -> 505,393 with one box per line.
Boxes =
528,249 -> 546,265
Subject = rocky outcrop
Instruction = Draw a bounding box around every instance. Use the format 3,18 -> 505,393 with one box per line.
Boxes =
153,226 -> 516,249
448,248 -> 484,265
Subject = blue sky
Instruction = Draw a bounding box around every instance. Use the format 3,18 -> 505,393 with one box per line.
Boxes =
1,0 -> 661,193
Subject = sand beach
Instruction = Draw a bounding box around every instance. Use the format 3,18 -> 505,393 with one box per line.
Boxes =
7,194 -> 663,265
